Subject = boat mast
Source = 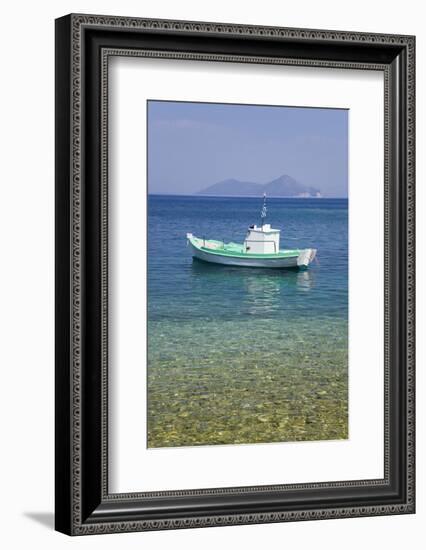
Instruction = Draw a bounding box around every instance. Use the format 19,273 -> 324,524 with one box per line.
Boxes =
260,193 -> 267,227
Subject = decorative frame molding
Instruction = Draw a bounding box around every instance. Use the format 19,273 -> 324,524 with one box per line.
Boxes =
55,14 -> 415,535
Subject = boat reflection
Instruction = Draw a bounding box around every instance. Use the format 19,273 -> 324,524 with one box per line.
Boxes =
190,258 -> 315,315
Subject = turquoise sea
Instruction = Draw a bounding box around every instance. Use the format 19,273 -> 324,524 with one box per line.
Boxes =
147,195 -> 348,447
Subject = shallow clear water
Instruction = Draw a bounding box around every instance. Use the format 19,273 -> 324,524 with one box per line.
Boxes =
147,195 -> 348,447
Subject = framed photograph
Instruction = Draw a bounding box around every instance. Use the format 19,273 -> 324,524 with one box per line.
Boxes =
55,14 -> 415,535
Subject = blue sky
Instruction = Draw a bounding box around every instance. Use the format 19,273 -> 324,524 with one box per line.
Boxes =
148,100 -> 348,197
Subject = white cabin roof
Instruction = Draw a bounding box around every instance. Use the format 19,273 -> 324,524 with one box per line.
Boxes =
248,224 -> 280,234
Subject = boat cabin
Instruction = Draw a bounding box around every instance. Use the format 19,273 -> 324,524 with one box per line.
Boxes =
243,224 -> 280,254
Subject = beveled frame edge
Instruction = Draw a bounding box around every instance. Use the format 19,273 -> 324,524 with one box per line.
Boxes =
55,13 -> 415,536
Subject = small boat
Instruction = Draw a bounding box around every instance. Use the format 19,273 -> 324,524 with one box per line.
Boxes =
187,195 -> 317,269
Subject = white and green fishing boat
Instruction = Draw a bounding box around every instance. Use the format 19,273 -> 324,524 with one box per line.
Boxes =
187,195 -> 317,269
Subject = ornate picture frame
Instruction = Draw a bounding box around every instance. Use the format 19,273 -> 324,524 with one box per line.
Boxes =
55,14 -> 415,535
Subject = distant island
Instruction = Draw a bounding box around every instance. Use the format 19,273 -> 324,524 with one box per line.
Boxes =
198,175 -> 322,198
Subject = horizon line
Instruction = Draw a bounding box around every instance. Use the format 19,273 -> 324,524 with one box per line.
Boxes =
148,192 -> 348,199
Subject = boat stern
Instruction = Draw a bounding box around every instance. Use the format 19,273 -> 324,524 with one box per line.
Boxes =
297,248 -> 317,268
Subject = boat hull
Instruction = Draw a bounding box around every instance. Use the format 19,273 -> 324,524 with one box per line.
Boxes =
188,240 -> 316,269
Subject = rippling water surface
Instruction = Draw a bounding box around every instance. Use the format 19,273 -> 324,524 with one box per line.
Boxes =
147,195 -> 348,447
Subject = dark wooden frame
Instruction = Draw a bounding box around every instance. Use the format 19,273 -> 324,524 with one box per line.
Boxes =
55,13 -> 415,535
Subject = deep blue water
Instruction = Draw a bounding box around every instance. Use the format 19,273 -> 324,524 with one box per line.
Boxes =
148,195 -> 348,323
